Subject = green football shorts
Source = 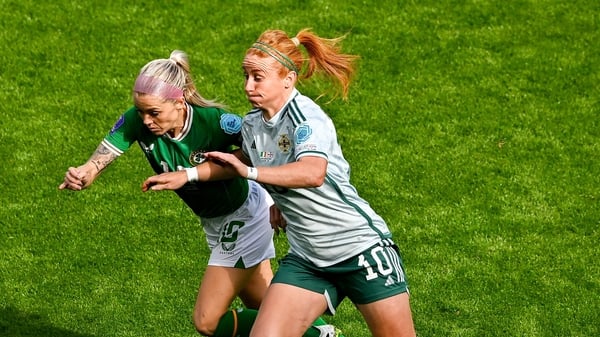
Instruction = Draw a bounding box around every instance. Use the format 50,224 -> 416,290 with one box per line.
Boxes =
272,239 -> 409,314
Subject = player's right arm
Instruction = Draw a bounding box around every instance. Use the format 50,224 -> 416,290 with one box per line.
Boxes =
141,149 -> 244,192
59,143 -> 118,191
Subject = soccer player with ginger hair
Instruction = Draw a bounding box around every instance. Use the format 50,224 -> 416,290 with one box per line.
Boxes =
145,29 -> 417,337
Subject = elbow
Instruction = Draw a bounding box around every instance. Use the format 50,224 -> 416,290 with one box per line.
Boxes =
296,157 -> 328,188
305,173 -> 326,188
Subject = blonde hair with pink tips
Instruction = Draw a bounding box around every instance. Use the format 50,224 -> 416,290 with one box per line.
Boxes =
133,50 -> 224,108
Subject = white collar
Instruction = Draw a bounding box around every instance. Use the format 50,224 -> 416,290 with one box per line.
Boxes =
262,88 -> 298,127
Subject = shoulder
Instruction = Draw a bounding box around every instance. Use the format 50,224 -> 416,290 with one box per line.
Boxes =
190,105 -> 227,117
243,108 -> 263,124
191,105 -> 240,121
191,105 -> 243,135
121,106 -> 140,119
112,106 -> 142,130
287,92 -> 328,125
245,108 -> 263,117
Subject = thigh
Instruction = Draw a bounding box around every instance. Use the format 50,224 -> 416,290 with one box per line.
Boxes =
194,264 -> 261,327
238,259 -> 273,309
250,283 -> 329,337
356,292 -> 416,337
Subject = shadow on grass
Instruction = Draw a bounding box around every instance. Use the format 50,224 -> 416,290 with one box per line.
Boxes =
0,307 -> 95,337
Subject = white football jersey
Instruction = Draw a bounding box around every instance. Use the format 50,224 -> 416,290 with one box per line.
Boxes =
242,89 -> 393,267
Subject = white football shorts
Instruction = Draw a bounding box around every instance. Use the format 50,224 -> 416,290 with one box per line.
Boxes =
201,180 -> 275,268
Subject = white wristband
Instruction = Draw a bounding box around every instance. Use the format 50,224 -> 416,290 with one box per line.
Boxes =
185,167 -> 199,182
246,167 -> 258,181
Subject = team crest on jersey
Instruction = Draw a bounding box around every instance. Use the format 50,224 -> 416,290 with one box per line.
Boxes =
219,114 -> 242,135
278,134 -> 291,153
110,114 -> 126,135
189,149 -> 206,165
295,124 -> 312,144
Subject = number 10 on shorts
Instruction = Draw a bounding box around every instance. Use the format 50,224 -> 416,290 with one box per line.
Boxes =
358,245 -> 406,283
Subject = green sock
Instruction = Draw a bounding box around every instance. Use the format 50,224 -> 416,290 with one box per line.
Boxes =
212,308 -> 257,337
312,316 -> 328,326
303,316 -> 330,337
212,309 -> 332,337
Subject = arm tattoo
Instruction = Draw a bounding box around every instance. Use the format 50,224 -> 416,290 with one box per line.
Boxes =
89,144 -> 118,173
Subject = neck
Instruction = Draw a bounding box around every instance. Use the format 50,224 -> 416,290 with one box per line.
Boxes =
169,105 -> 187,137
262,90 -> 293,121
168,126 -> 182,137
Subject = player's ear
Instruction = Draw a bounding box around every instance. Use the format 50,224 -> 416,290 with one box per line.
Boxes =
174,97 -> 186,109
284,71 -> 297,89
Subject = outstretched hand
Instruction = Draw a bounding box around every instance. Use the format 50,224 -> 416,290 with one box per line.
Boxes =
142,170 -> 188,192
59,166 -> 89,191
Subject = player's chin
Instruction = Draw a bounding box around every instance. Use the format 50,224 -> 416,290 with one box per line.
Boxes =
147,127 -> 165,135
246,97 -> 262,108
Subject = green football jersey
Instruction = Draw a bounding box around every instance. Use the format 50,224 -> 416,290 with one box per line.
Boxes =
102,103 -> 249,218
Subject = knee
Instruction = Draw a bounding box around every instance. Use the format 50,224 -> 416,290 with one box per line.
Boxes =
193,312 -> 218,336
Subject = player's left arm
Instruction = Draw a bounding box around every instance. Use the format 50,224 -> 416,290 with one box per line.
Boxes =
59,143 -> 119,191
